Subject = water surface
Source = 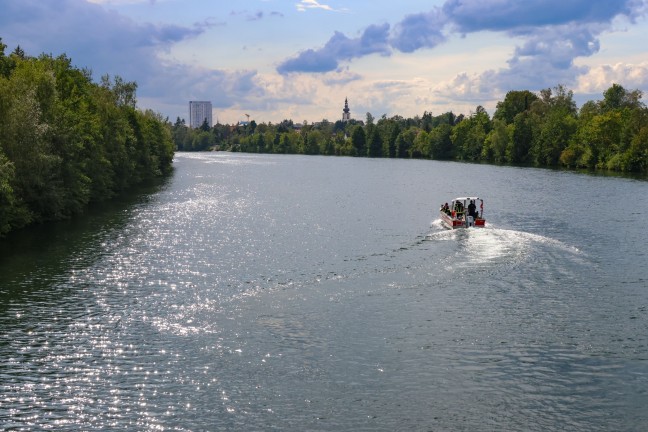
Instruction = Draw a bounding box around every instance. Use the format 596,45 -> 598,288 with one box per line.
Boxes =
1,153 -> 647,431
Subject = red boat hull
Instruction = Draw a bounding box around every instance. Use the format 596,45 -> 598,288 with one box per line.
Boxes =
440,211 -> 485,229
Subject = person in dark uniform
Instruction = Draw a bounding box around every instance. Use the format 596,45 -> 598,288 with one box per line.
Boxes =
467,200 -> 477,218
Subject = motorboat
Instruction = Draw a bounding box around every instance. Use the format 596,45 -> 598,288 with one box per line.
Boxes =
439,197 -> 485,229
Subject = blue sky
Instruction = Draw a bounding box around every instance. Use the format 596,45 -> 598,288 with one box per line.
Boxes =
1,0 -> 647,124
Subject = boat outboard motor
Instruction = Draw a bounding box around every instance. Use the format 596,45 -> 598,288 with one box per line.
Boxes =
466,215 -> 474,227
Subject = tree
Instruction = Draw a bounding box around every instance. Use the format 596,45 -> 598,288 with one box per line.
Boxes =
429,124 -> 454,160
367,126 -> 382,157
421,111 -> 433,132
532,110 -> 577,166
569,111 -> 623,168
452,106 -> 490,160
0,149 -> 27,234
0,43 -> 174,235
0,38 -> 16,78
381,117 -> 400,158
535,85 -> 577,117
507,112 -> 533,163
482,119 -> 510,163
494,90 -> 539,124
199,119 -> 210,132
303,130 -> 321,155
350,125 -> 366,156
395,129 -> 416,158
528,87 -> 578,166
622,126 -> 648,171
0,57 -> 63,222
411,130 -> 430,158
600,83 -> 643,112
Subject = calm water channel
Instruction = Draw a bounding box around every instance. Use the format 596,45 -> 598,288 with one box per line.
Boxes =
1,152 -> 647,431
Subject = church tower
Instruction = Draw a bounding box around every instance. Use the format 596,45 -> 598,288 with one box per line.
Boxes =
342,97 -> 351,122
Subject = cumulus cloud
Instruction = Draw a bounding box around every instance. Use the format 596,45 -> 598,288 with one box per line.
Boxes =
277,23 -> 391,74
277,0 -> 646,100
0,0 -> 202,78
433,71 -> 500,103
577,62 -> 648,93
390,9 -> 446,53
442,0 -> 636,33
322,68 -> 363,86
0,0 -> 268,116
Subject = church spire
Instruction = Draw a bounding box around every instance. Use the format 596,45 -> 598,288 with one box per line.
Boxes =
342,97 -> 350,122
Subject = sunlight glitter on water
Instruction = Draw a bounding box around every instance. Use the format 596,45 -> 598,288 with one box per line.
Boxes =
424,221 -> 586,283
2,153 -> 647,432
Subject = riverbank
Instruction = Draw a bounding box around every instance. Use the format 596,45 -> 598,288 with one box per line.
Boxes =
1,42 -> 174,237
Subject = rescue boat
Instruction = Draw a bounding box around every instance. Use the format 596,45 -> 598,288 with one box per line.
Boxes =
439,197 -> 485,229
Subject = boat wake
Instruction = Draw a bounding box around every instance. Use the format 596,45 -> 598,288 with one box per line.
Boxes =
423,220 -> 584,275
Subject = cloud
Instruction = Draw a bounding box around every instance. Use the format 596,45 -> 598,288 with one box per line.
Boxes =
277,23 -> 391,74
0,0 -> 203,76
442,0 -> 638,33
577,62 -> 648,93
433,71 -> 500,103
322,68 -> 363,86
296,0 -> 339,13
278,0 -> 647,102
390,9 -> 446,53
229,9 -> 284,21
0,0 -> 267,119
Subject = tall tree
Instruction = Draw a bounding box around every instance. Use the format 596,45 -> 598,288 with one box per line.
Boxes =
494,90 -> 539,124
350,125 -> 366,156
600,83 -> 643,112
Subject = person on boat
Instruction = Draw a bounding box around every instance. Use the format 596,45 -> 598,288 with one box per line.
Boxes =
467,200 -> 477,218
442,203 -> 450,214
454,201 -> 463,215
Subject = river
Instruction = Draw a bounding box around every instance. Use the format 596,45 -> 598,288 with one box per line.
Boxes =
1,152 -> 647,431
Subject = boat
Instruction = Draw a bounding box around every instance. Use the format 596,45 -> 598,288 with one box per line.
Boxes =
439,197 -> 485,229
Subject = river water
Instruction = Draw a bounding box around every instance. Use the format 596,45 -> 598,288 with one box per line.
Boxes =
1,152 -> 647,431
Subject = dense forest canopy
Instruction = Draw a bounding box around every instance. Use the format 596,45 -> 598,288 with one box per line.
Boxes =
173,84 -> 648,175
0,39 -> 175,236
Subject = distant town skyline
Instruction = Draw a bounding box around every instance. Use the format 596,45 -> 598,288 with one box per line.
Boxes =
1,0 -> 647,124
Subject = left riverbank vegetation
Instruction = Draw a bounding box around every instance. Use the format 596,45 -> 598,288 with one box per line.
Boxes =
173,84 -> 647,175
0,40 -> 174,237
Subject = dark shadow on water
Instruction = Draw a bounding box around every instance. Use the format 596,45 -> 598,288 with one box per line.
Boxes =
0,174 -> 173,304
478,160 -> 648,182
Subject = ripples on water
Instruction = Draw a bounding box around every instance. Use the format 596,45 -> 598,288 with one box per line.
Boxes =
1,153 -> 647,431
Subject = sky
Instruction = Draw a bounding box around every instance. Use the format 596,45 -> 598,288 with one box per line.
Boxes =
1,0 -> 648,125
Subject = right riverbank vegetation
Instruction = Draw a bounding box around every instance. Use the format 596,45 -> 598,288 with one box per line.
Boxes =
174,85 -> 648,177
0,40 -> 174,237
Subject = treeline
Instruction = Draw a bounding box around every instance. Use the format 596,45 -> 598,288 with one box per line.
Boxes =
173,84 -> 648,174
0,40 -> 175,236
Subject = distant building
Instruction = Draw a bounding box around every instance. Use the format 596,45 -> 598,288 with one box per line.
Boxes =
189,101 -> 212,128
342,97 -> 351,122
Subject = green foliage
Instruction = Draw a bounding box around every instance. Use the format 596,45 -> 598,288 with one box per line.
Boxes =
428,124 -> 454,160
350,125 -> 366,156
0,44 -> 174,237
367,126 -> 382,157
200,87 -> 645,175
482,119 -> 511,163
168,82 -> 646,177
600,84 -> 643,112
494,90 -> 539,124
451,106 -> 491,161
507,112 -> 534,163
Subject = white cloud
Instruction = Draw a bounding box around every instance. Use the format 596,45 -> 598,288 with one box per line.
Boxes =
295,0 -> 346,13
576,62 -> 648,93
